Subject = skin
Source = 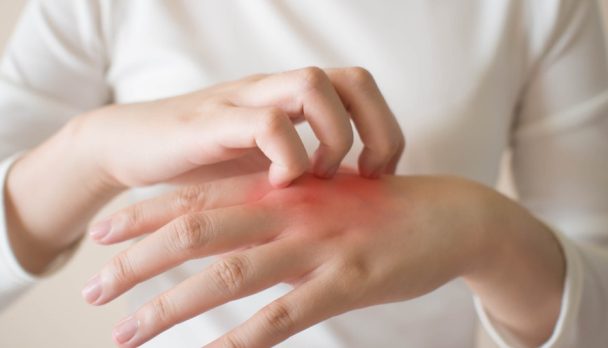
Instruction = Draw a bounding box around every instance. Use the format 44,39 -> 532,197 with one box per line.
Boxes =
86,173 -> 565,348
2,66 -> 563,347
5,66 -> 403,273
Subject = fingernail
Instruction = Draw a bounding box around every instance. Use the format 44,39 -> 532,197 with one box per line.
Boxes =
89,219 -> 111,241
82,274 -> 102,304
113,316 -> 139,344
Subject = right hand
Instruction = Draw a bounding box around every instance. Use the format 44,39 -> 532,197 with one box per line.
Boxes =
77,66 -> 404,189
4,66 -> 403,273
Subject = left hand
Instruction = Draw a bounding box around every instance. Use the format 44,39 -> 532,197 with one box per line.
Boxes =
84,174 -> 564,347
83,172 -> 563,347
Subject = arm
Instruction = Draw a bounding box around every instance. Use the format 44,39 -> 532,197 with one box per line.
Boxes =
4,65 -> 405,275
0,2 -> 404,307
83,1 -> 608,346
474,0 -> 608,346
0,0 -> 112,298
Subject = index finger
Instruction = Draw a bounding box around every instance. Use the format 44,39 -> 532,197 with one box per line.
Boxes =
89,172 -> 271,245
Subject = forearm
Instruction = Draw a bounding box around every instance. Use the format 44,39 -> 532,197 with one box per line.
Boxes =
4,116 -> 121,274
464,188 -> 565,346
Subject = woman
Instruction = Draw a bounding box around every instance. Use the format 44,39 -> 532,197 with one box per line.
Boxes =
1,0 -> 607,347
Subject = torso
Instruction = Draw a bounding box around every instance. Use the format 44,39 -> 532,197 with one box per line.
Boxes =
107,1 -> 531,346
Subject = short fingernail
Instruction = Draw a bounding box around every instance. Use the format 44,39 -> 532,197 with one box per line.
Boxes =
89,219 -> 111,241
113,316 -> 139,344
82,274 -> 102,304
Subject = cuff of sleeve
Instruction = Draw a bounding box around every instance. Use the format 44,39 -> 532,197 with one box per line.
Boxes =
473,226 -> 583,348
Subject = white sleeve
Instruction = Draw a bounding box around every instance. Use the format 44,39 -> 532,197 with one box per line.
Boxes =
0,0 -> 110,309
474,1 -> 608,347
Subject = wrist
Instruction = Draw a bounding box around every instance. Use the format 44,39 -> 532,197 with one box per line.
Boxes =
5,116 -> 122,274
461,186 -> 565,345
458,184 -> 511,281
66,110 -> 128,191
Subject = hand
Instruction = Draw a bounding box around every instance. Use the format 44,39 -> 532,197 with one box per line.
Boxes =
5,66 -> 403,273
85,173 -> 495,347
77,66 -> 404,189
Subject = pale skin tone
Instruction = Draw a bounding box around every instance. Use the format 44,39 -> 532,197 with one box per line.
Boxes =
3,67 -> 564,347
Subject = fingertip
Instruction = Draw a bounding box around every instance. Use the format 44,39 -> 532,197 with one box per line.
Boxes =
313,163 -> 338,179
358,162 -> 385,179
81,274 -> 102,305
270,178 -> 292,189
89,219 -> 112,243
268,164 -> 296,188
268,160 -> 308,188
113,315 -> 139,346
311,151 -> 339,179
357,150 -> 387,179
361,168 -> 383,179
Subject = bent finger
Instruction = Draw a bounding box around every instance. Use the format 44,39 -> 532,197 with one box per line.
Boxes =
325,67 -> 405,177
235,67 -> 354,178
207,105 -> 310,187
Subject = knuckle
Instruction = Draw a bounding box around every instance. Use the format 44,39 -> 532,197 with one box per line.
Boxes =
323,132 -> 353,159
345,66 -> 375,88
346,257 -> 370,281
115,205 -> 141,231
169,214 -> 213,252
258,108 -> 288,137
147,294 -> 175,325
210,256 -> 251,295
332,256 -> 371,300
296,66 -> 328,92
220,334 -> 246,348
334,130 -> 354,153
261,300 -> 295,335
175,185 -> 209,212
334,254 -> 370,282
370,138 -> 401,159
111,252 -> 137,285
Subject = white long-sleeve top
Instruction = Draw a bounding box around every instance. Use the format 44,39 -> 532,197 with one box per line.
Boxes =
1,1 -> 607,347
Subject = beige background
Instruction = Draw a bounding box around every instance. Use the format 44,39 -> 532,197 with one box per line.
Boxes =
0,1 -> 606,347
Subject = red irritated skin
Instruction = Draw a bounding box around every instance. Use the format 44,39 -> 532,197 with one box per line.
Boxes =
84,173 -> 564,348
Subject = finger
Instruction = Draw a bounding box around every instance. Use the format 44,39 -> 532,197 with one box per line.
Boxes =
112,237 -> 316,348
205,272 -> 346,348
235,67 -> 354,178
201,105 -> 310,187
325,67 -> 405,177
168,149 -> 270,185
85,204 -> 281,305
89,172 -> 271,244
